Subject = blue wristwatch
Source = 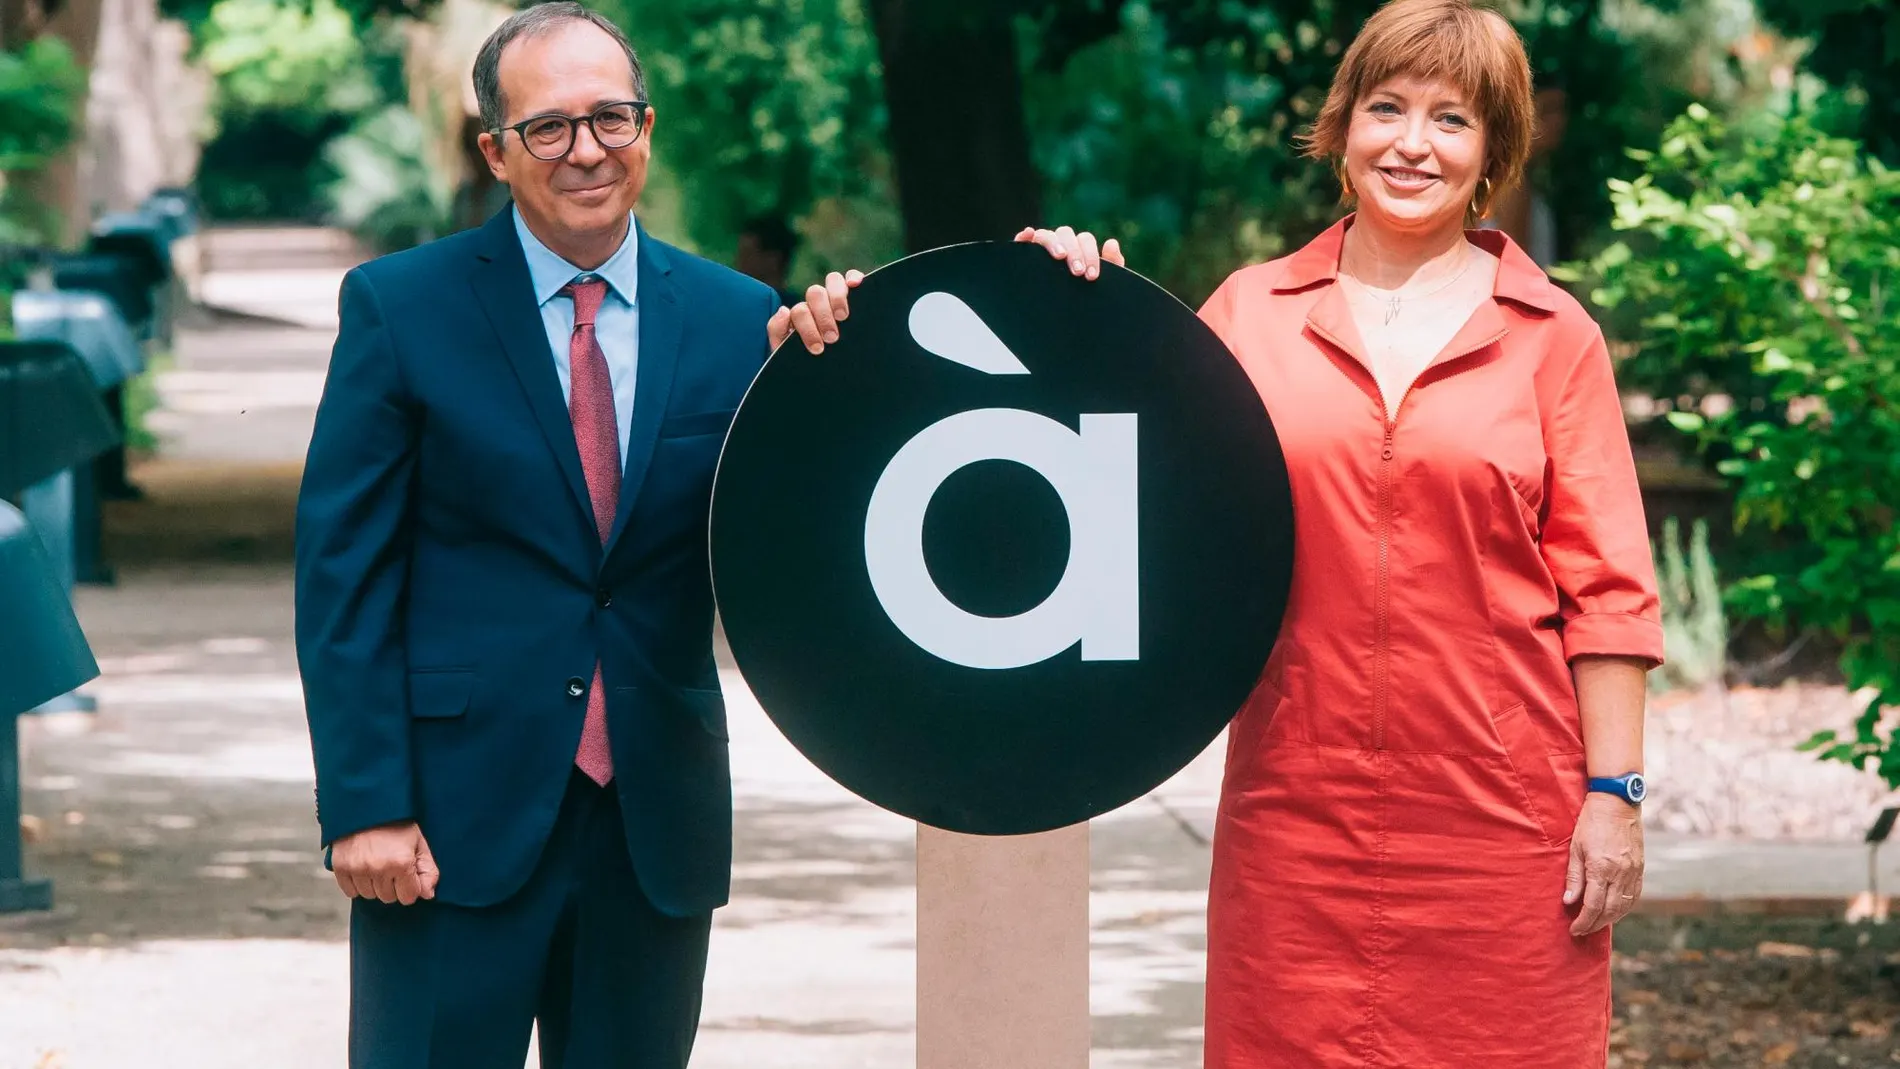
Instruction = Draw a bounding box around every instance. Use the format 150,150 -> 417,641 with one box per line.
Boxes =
1587,772 -> 1647,806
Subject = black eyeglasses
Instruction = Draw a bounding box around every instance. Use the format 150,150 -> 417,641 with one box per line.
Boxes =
497,100 -> 650,161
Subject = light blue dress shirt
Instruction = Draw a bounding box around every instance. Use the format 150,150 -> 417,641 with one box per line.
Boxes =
513,206 -> 641,465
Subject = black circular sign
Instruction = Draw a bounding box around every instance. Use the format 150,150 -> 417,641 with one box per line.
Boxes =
710,241 -> 1292,835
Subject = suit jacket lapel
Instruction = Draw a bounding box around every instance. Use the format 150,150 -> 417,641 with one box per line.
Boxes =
606,222 -> 681,555
468,209 -> 593,529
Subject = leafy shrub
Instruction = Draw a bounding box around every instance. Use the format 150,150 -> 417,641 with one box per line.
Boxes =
320,104 -> 452,253
0,37 -> 87,247
1575,103 -> 1900,787
189,0 -> 394,220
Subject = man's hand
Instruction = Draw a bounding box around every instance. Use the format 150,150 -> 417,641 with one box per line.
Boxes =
330,821 -> 439,905
767,270 -> 865,354
1563,793 -> 1643,936
1013,225 -> 1124,280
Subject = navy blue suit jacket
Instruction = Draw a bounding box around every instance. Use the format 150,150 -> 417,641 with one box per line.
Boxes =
295,208 -> 777,916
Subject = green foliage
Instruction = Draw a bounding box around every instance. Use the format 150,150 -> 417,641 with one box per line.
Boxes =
1652,516 -> 1729,692
1582,103 -> 1900,787
320,105 -> 454,253
189,0 -> 409,221
1025,1 -> 1339,302
0,38 -> 86,170
598,0 -> 898,274
197,0 -> 381,118
121,351 -> 175,455
0,37 -> 88,246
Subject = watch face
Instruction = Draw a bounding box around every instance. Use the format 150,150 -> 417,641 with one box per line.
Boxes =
1627,774 -> 1647,802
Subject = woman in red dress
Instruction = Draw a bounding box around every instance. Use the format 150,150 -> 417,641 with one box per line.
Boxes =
1014,1 -> 1663,1064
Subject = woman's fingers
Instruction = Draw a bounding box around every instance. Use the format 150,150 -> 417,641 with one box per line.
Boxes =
1076,231 -> 1101,279
1605,874 -> 1642,927
1035,228 -> 1066,260
1053,226 -> 1083,274
1018,225 -> 1122,277
1017,225 -> 1119,279
1569,863 -> 1610,936
823,271 -> 852,333
1570,850 -> 1643,936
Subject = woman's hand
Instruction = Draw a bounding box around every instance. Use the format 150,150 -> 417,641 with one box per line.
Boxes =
1563,793 -> 1644,936
1013,225 -> 1125,280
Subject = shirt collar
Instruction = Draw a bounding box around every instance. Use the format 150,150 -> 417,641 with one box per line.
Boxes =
1273,212 -> 1561,314
512,204 -> 640,309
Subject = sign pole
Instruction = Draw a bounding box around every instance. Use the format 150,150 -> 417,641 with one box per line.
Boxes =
916,823 -> 1090,1069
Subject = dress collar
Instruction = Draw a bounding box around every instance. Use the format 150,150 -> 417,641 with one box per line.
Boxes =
1272,212 -> 1561,314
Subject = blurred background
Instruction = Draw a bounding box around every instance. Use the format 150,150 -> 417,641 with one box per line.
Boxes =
0,1 -> 1897,1067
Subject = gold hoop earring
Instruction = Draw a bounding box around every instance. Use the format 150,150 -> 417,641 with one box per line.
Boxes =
1335,159 -> 1356,202
1472,176 -> 1494,218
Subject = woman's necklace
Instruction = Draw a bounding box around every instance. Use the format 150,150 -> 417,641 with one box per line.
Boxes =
1340,245 -> 1475,326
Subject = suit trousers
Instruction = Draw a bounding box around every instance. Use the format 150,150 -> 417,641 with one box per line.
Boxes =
348,770 -> 714,1068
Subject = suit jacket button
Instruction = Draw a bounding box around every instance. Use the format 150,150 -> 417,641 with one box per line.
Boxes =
595,587 -> 612,608
566,677 -> 587,698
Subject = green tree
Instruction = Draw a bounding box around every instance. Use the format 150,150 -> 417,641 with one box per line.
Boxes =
600,0 -> 895,273
1577,103 -> 1900,788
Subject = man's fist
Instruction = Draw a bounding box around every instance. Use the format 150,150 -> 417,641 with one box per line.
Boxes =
330,821 -> 439,905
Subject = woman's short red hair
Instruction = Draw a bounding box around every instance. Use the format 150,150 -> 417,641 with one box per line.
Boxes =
1298,0 -> 1534,218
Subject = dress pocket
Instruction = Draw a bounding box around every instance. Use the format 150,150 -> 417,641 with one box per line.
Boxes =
1489,701 -> 1582,847
1227,672 -> 1293,768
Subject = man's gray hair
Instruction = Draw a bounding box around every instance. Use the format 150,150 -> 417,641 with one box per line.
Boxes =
473,2 -> 647,133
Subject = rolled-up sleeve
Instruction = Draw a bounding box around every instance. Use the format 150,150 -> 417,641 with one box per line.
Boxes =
1539,327 -> 1666,668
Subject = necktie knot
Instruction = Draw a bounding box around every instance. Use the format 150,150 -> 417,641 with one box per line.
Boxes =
562,276 -> 608,327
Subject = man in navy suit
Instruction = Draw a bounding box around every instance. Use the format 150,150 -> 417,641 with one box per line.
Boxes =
294,5 -> 853,1065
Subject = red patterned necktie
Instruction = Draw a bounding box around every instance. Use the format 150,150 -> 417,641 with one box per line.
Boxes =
563,277 -> 617,786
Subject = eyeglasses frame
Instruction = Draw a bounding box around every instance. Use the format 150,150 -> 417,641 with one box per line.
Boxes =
495,100 -> 652,161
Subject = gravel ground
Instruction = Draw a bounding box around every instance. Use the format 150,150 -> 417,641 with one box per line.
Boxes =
1645,683 -> 1899,843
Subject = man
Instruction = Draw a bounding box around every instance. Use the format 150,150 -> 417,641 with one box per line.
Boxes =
294,5 -> 848,1065
734,213 -> 803,308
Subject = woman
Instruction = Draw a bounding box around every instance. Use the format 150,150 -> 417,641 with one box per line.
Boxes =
1025,2 -> 1660,1064
790,2 -> 1660,1062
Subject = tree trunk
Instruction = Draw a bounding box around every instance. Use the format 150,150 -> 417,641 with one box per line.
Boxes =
865,0 -> 1041,253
